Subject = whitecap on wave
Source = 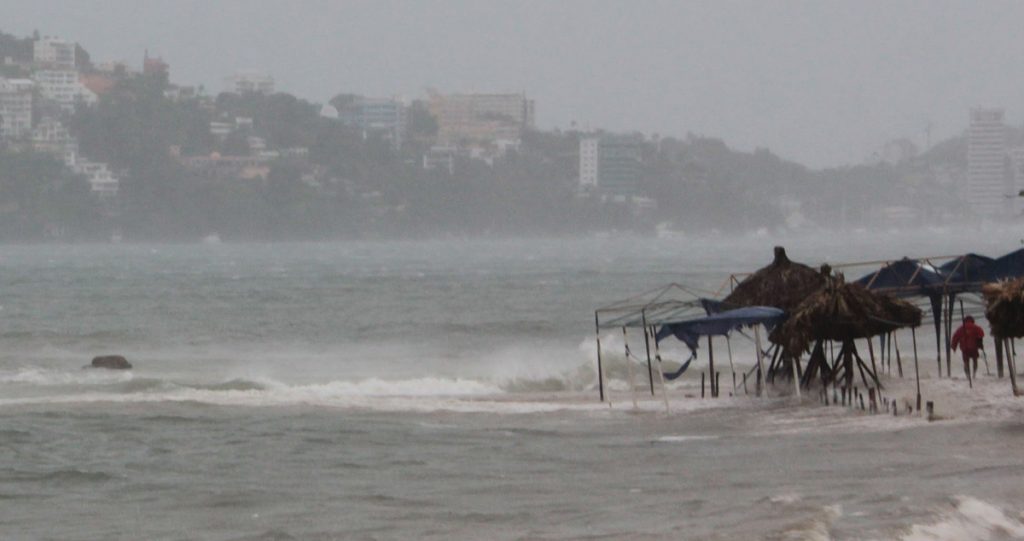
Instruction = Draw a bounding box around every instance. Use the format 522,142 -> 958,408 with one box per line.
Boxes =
901,496 -> 1024,541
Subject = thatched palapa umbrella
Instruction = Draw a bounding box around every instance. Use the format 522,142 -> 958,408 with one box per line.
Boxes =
982,278 -> 1024,394
722,246 -> 826,313
720,246 -> 827,391
772,271 -> 922,395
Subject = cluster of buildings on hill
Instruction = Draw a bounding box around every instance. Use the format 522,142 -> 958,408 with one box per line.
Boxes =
2,33 -> 647,209
0,37 -> 122,197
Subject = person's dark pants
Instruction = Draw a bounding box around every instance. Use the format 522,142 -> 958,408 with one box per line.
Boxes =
962,350 -> 979,378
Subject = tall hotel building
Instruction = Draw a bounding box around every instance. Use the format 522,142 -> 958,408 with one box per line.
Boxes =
967,108 -> 1010,217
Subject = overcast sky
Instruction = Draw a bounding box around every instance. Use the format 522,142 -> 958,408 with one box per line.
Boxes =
5,0 -> 1023,168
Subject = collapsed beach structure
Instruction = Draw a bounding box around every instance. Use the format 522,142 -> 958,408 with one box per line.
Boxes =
594,245 -> 1024,410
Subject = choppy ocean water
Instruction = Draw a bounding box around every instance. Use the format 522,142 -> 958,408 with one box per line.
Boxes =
3,228 -> 1024,540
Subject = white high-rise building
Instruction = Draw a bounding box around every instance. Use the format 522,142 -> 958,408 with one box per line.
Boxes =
967,108 -> 1010,217
579,137 -> 599,188
577,135 -> 641,196
0,78 -> 34,140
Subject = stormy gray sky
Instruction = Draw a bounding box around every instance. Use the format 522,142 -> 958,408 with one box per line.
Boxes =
6,0 -> 1023,168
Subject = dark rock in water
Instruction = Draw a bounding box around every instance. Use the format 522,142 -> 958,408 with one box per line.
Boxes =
90,355 -> 132,370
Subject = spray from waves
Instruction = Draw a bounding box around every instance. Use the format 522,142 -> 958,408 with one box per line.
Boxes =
900,496 -> 1024,541
0,367 -> 133,386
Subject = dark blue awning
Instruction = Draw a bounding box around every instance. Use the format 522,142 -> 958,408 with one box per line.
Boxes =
988,248 -> 1024,281
655,306 -> 785,350
855,257 -> 943,297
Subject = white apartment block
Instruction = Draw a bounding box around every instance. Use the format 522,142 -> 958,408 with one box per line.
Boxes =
967,108 -> 1010,217
33,37 -> 76,69
0,78 -> 34,140
579,137 -> 599,188
226,71 -> 275,95
33,70 -> 95,112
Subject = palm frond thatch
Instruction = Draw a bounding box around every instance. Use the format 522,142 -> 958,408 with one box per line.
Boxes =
722,246 -> 826,312
983,278 -> 1024,339
772,273 -> 922,354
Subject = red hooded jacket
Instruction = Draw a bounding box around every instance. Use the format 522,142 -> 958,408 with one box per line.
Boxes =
951,319 -> 985,356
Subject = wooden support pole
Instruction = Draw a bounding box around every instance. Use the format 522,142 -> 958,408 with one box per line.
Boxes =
867,338 -> 879,386
893,331 -> 904,378
1007,339 -> 1020,396
996,338 -> 1005,379
641,312 -> 655,396
754,325 -> 768,398
708,335 -> 716,398
623,327 -> 637,408
701,372 -> 705,398
790,347 -> 801,399
887,333 -> 893,376
653,344 -> 670,415
945,296 -> 953,378
716,372 -> 721,399
912,327 -> 921,412
595,312 -> 605,402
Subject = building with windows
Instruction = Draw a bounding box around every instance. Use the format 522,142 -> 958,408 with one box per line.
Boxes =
337,96 -> 407,149
33,69 -> 95,111
0,78 -> 34,140
225,71 -> 275,95
578,135 -> 642,197
427,92 -> 534,145
967,108 -> 1011,217
33,37 -> 76,69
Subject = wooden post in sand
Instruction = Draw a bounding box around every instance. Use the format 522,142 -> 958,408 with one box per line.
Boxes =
595,312 -> 605,402
641,312 -> 655,396
754,325 -> 768,398
1006,339 -> 1019,396
912,327 -> 921,412
708,336 -> 716,398
623,327 -> 637,408
996,339 -> 1005,379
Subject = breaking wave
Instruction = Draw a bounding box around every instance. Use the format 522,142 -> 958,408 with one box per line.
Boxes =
900,496 -> 1024,541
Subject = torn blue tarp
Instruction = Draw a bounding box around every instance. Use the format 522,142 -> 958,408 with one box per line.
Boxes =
654,306 -> 786,350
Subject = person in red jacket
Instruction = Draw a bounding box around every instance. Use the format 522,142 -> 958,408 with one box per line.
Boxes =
951,315 -> 985,379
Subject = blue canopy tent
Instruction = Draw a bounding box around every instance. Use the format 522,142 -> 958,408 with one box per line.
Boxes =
594,283 -> 787,403
654,306 -> 788,394
987,248 -> 1024,281
855,258 -> 945,376
938,253 -> 995,291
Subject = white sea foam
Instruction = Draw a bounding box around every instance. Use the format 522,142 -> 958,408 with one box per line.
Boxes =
655,435 -> 719,443
0,367 -> 133,386
900,496 -> 1024,541
770,492 -> 804,504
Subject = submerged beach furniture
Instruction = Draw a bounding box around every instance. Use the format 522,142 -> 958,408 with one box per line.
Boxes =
773,268 -> 922,405
982,278 -> 1024,395
594,282 -> 788,408
717,246 -> 825,386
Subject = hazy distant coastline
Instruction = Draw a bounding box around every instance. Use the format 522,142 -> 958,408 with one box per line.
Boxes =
2,29 -> 1022,243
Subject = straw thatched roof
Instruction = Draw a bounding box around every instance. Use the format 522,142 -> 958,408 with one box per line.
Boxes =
722,246 -> 826,312
983,278 -> 1024,339
772,272 -> 922,354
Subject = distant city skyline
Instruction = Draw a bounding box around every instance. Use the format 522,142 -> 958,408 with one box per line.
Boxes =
5,0 -> 1024,168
